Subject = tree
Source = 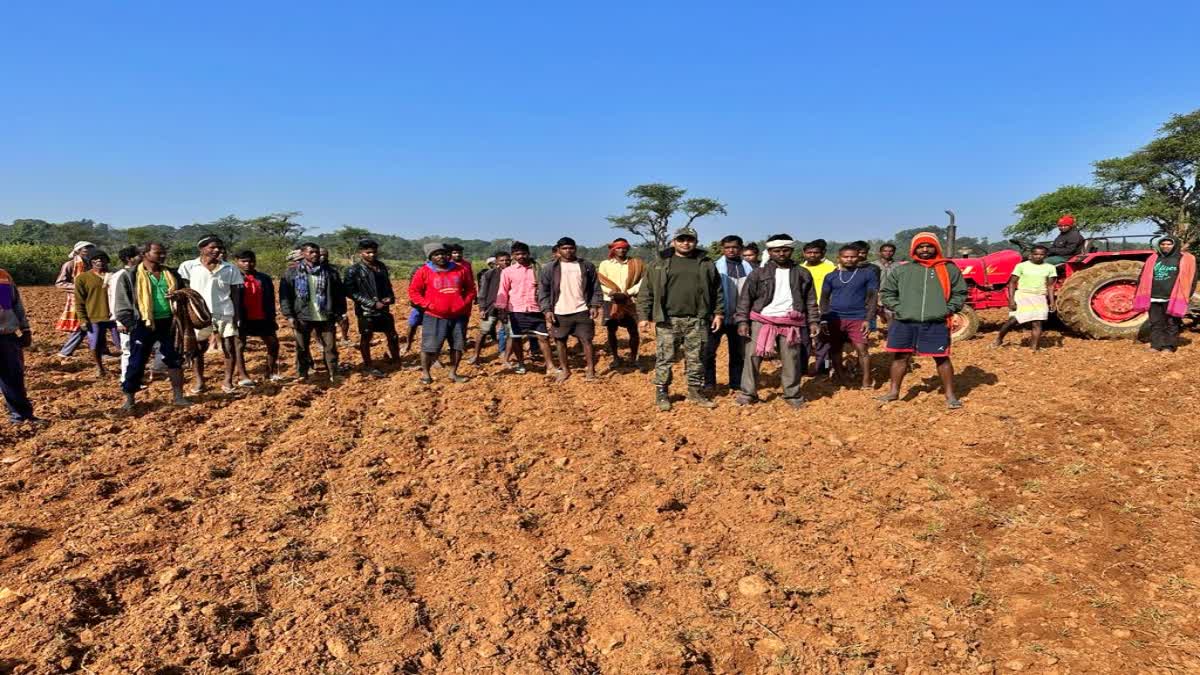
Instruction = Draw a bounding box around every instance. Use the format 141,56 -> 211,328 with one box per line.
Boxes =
247,211 -> 306,245
121,224 -> 178,247
6,219 -> 53,244
607,183 -> 727,249
326,225 -> 373,264
1009,109 -> 1200,242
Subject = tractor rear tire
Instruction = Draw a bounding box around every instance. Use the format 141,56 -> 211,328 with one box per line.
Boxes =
950,306 -> 980,342
1056,260 -> 1145,339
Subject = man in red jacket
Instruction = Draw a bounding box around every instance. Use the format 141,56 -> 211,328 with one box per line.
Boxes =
408,242 -> 477,384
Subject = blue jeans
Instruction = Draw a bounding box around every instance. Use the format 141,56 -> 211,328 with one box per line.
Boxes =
122,319 -> 184,394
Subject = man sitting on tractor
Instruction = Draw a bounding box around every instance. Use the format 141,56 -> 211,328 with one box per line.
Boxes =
1045,214 -> 1085,264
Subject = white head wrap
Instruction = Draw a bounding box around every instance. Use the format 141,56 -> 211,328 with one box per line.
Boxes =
765,238 -> 797,249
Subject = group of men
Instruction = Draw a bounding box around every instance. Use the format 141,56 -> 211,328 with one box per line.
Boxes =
14,215 -> 1191,423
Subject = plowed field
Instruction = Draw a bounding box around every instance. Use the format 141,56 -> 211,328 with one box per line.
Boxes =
2,285 -> 1198,674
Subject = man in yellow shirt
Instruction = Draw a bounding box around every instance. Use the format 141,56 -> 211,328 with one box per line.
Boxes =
802,239 -> 837,374
596,238 -> 646,369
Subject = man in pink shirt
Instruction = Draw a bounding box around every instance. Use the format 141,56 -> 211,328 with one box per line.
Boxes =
495,241 -> 554,375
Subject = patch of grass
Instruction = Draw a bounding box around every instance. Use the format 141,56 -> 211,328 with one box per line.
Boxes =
774,651 -> 799,668
622,580 -> 655,604
1061,462 -> 1092,476
1078,584 -> 1119,609
750,454 -> 782,474
925,480 -> 951,501
1163,574 -> 1195,598
969,590 -> 991,608
1021,479 -> 1042,493
783,585 -> 830,600
1136,605 -> 1170,627
916,521 -> 944,541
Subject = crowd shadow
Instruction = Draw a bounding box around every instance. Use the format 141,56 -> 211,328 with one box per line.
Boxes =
899,364 -> 998,401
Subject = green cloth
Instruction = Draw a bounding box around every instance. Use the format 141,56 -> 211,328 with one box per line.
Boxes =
308,273 -> 328,321
665,255 -> 702,317
149,272 -> 172,319
1013,261 -> 1056,292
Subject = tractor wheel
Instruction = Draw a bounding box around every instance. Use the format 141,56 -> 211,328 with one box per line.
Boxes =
1056,260 -> 1145,339
949,306 -> 980,342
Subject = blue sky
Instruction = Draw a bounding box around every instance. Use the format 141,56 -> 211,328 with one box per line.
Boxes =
2,1 -> 1197,245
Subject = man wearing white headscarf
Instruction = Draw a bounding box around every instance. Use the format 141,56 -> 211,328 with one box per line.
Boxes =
734,234 -> 821,408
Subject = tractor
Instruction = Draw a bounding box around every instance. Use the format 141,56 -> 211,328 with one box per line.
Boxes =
938,210 -> 1197,341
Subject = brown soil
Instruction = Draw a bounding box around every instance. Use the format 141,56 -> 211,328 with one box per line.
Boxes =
2,286 -> 1198,674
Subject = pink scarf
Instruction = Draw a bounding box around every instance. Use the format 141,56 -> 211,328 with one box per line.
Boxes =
1133,252 -> 1196,318
749,311 -> 807,358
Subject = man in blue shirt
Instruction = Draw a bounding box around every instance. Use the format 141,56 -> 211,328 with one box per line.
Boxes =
821,245 -> 878,389
703,235 -> 753,393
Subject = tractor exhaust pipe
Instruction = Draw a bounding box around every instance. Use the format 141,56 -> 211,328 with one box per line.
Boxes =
944,209 -> 957,255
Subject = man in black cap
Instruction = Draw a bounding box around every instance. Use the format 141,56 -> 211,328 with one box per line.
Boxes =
538,237 -> 602,381
344,238 -> 400,376
637,226 -> 723,411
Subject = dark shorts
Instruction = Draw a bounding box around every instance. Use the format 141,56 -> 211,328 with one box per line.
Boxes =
407,307 -> 425,328
420,314 -> 468,354
239,319 -> 277,338
553,311 -> 595,340
509,312 -> 548,338
886,319 -> 951,357
602,301 -> 638,329
358,313 -> 396,335
827,318 -> 868,349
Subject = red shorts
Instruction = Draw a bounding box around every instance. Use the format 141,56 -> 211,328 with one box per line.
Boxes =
828,318 -> 868,350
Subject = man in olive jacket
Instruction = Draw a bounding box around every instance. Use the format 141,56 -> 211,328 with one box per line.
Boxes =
636,226 -> 724,411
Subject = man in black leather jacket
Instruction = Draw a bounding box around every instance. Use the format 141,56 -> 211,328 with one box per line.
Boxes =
344,239 -> 400,376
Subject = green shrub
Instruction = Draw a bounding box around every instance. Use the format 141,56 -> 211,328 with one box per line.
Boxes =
0,244 -> 73,285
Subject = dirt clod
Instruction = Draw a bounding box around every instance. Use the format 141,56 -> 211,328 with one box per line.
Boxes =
738,574 -> 770,597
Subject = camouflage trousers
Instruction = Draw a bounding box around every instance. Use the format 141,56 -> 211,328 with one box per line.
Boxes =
653,316 -> 708,388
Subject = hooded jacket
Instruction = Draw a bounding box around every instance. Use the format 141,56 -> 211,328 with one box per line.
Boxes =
733,261 -> 820,329
408,260 -> 476,319
636,249 -> 723,323
879,236 -> 968,322
1147,237 -> 1195,299
537,258 -> 603,314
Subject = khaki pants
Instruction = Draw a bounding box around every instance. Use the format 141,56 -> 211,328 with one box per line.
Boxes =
740,322 -> 807,402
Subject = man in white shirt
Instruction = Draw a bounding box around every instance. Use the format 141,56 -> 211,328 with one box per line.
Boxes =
177,235 -> 245,394
537,237 -> 602,382
733,234 -> 821,408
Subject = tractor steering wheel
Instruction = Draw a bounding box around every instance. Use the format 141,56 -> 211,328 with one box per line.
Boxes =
1008,238 -> 1034,252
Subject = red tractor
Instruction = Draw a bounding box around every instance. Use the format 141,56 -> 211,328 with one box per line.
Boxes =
939,211 -> 1194,341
